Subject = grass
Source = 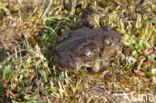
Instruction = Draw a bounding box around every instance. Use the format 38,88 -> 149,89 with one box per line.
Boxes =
0,0 -> 156,102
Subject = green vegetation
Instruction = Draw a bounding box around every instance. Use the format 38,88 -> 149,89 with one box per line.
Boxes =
0,0 -> 155,102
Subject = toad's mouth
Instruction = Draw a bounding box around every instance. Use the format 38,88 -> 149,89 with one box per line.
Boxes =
104,42 -> 119,49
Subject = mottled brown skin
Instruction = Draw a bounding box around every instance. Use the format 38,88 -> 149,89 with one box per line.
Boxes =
54,27 -> 121,74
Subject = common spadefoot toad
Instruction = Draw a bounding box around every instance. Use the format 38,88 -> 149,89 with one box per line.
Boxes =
54,27 -> 121,74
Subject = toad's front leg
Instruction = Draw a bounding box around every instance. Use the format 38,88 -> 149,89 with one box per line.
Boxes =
87,61 -> 110,74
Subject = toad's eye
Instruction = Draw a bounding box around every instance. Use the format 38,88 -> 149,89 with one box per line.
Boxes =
103,36 -> 115,47
114,38 -> 120,42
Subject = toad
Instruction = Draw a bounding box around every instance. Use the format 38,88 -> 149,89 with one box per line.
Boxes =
54,27 -> 121,74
